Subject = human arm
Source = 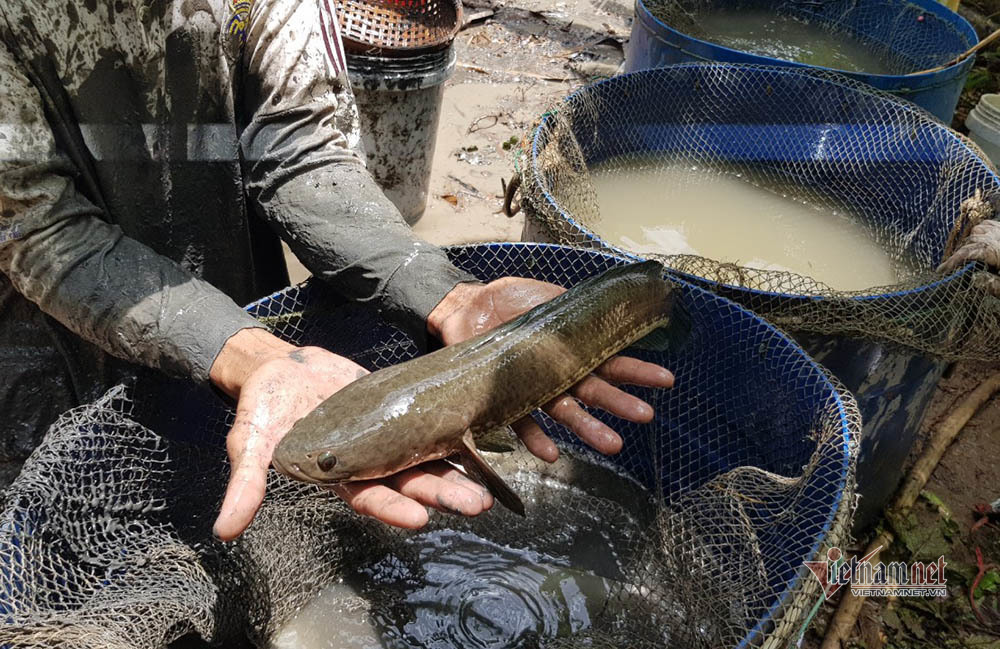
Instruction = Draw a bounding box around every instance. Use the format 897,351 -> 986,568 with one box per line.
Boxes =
0,33 -> 455,540
237,0 -> 473,347
0,36 -> 386,538
226,0 -> 673,532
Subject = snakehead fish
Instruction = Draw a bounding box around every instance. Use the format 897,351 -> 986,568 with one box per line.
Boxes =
272,260 -> 676,516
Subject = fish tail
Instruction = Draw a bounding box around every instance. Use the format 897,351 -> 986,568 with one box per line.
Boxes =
632,297 -> 692,352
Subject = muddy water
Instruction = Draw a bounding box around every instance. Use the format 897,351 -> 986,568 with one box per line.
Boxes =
695,10 -> 896,74
269,450 -> 654,649
365,528 -> 616,649
588,158 -> 909,291
269,531 -> 614,649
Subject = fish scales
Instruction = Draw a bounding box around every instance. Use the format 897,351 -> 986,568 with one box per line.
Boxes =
272,260 -> 674,515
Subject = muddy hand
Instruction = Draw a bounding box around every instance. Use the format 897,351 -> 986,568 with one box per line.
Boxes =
209,329 -> 491,539
939,220 -> 1000,273
427,278 -> 675,462
938,219 -> 1000,297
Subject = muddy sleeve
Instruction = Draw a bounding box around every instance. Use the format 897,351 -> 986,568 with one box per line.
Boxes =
0,39 -> 264,384
238,0 -> 475,343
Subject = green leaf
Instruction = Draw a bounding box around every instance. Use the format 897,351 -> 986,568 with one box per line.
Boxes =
892,510 -> 953,560
921,490 -> 951,516
965,68 -> 994,93
899,606 -> 928,640
881,605 -> 906,638
882,605 -> 903,631
973,570 -> 1000,600
939,516 -> 960,541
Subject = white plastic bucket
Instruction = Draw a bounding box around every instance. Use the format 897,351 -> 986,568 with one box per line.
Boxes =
348,46 -> 457,225
966,93 -> 1000,169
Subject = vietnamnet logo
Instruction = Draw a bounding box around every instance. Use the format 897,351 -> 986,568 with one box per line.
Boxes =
804,546 -> 948,599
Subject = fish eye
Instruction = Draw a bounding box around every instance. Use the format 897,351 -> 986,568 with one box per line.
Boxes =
317,451 -> 338,472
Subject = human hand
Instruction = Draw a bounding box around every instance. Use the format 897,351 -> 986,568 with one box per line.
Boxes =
210,329 -> 492,540
282,277 -> 674,533
938,219 -> 1000,297
426,277 -> 675,462
939,219 -> 1000,275
938,191 -> 1000,292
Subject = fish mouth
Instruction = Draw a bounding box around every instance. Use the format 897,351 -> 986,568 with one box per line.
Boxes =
271,454 -> 329,485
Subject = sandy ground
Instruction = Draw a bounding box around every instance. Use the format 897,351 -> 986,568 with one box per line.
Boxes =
284,0 -> 631,283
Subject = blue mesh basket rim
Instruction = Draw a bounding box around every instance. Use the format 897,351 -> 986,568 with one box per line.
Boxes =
245,241 -> 856,647
528,64 -> 999,304
634,0 -> 979,80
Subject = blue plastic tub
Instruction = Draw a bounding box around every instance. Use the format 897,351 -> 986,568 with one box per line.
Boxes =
0,243 -> 857,648
626,0 -> 979,122
521,65 -> 1000,530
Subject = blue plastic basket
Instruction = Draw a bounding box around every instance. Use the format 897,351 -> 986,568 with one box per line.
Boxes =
626,0 -> 980,122
522,64 -> 1000,530
0,243 -> 857,648
245,242 -> 858,645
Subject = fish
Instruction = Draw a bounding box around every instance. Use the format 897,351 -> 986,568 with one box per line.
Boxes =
271,260 -> 677,516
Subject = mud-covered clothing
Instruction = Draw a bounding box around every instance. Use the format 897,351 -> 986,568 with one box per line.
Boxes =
0,0 -> 472,486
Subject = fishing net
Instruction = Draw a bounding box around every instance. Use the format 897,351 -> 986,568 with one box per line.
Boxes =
516,64 -> 1000,362
0,243 -> 859,649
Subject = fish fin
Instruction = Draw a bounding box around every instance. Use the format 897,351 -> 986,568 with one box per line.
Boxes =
631,300 -> 692,352
459,433 -> 526,516
457,261 -> 666,360
474,426 -> 518,453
